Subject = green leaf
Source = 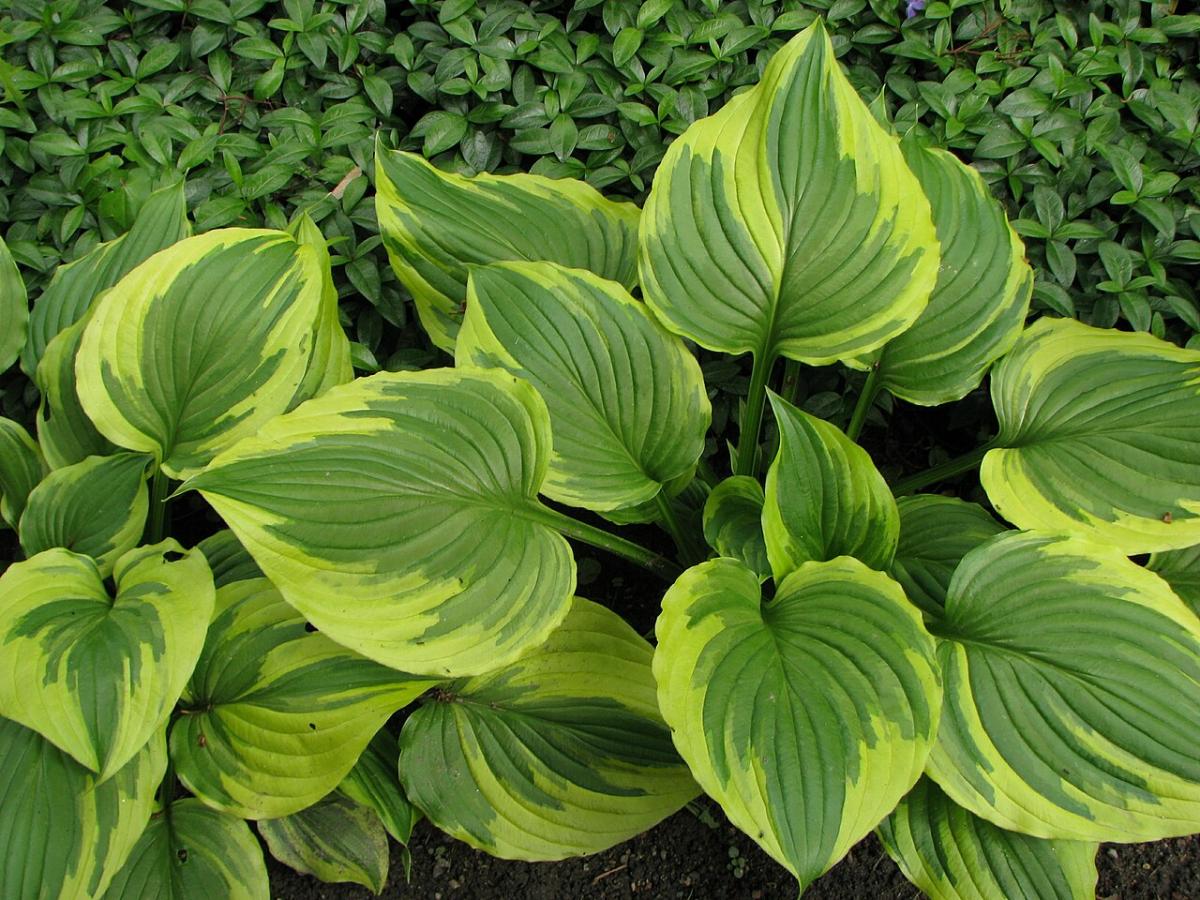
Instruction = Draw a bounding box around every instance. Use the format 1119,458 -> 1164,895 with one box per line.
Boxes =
984,317 -> 1200,553
0,417 -> 45,529
889,496 -> 1005,620
878,777 -> 1098,900
22,181 -> 190,376
639,22 -> 938,368
170,578 -> 431,819
375,144 -> 640,352
457,261 -> 710,513
76,228 -> 326,479
0,235 -> 27,375
868,141 -> 1032,405
928,531 -> 1200,841
36,317 -> 118,469
258,794 -> 388,893
0,541 -> 213,779
286,214 -> 353,404
701,476 -> 769,579
196,529 -> 263,588
400,597 -> 697,859
1148,544 -> 1200,616
0,718 -> 165,900
654,557 -> 941,890
762,394 -> 898,579
185,368 -> 576,677
18,453 -> 149,575
340,730 -> 418,845
102,799 -> 268,900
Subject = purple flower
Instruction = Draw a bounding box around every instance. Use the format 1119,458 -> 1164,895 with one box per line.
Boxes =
906,0 -> 925,17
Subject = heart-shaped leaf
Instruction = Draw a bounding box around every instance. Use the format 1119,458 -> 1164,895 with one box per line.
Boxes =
639,21 -> 937,367
0,718 -> 165,900
186,368 -> 576,677
376,145 -> 640,353
702,476 -> 769,579
458,261 -> 709,513
654,557 -> 941,889
867,140 -> 1032,405
258,794 -> 388,893
889,496 -> 1005,619
0,417 -> 45,529
878,777 -> 1098,900
170,578 -> 432,820
18,452 -> 150,575
400,597 -> 698,860
984,317 -> 1200,553
0,235 -> 27,375
76,228 -> 325,479
928,531 -> 1200,841
22,180 -> 190,376
762,394 -> 898,579
0,542 -> 212,778
102,799 -> 268,900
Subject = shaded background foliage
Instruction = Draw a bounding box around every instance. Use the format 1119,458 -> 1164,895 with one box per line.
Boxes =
1,0 -> 1198,449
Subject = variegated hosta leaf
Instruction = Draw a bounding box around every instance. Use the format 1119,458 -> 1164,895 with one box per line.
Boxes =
984,317 -> 1200,553
639,22 -> 937,367
0,542 -> 213,779
0,718 -> 165,900
762,394 -> 898,579
865,140 -> 1031,405
287,214 -> 353,403
186,368 -> 576,677
76,228 -> 325,480
259,794 -> 389,894
878,777 -> 1098,900
702,476 -> 769,579
1148,544 -> 1200,616
102,799 -> 268,900
457,261 -> 710,512
889,496 -> 1005,620
18,452 -> 150,576
22,180 -> 190,376
654,557 -> 941,889
375,144 -> 640,353
36,317 -> 117,469
0,234 -> 27,375
170,578 -> 433,819
340,729 -> 419,844
928,531 -> 1200,841
196,529 -> 263,588
400,597 -> 698,860
0,417 -> 45,528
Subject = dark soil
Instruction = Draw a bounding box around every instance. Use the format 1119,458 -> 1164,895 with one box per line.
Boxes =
266,800 -> 1200,899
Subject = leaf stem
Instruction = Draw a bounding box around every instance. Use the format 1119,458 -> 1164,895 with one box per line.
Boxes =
735,351 -> 777,477
779,359 -> 803,407
146,467 -> 171,545
845,365 -> 882,444
540,508 -> 682,582
654,492 -> 707,566
891,442 -> 994,496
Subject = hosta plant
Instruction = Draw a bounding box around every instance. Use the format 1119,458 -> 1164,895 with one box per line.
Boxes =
2,19 -> 1200,900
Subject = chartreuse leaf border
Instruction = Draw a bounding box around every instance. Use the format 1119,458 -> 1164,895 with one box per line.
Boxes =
375,143 -> 640,353
984,317 -> 1200,553
171,578 -> 432,820
878,777 -> 1098,900
457,260 -> 710,515
928,531 -> 1200,841
400,597 -> 698,860
76,228 -> 325,480
186,367 -> 576,677
0,719 -> 166,900
654,557 -> 941,890
0,541 -> 213,780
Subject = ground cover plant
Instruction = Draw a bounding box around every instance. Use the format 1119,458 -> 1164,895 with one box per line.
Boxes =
2,14 -> 1200,898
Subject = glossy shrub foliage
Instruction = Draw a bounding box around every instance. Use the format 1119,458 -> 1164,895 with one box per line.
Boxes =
2,16 -> 1200,900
